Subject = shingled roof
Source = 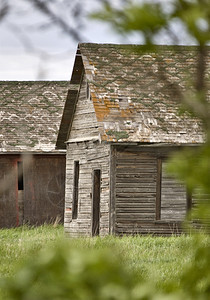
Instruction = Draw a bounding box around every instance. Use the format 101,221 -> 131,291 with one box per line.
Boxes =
0,81 -> 69,152
57,43 -> 207,148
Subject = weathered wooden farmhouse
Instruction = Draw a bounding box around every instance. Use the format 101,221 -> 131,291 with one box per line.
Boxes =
57,44 -> 207,236
0,81 -> 68,227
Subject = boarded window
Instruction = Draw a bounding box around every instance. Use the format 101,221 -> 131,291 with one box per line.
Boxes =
156,160 -> 187,221
72,161 -> 79,219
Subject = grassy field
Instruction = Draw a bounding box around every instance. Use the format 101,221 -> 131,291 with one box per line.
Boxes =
0,225 -> 63,279
0,225 -> 201,299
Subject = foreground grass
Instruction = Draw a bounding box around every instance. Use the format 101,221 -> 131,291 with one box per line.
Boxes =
0,225 -> 204,298
73,234 -> 194,289
0,224 -> 64,279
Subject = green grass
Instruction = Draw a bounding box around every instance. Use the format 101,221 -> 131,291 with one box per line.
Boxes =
70,234 -> 195,289
0,225 -> 204,298
0,224 -> 64,279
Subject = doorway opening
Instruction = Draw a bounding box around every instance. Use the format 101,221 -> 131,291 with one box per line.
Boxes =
92,169 -> 101,236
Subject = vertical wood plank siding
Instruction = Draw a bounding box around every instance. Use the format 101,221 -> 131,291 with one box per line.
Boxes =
24,155 -> 65,225
0,156 -> 19,227
114,146 -> 184,235
0,154 -> 65,227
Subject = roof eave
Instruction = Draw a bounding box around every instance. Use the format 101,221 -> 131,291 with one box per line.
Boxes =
56,46 -> 84,149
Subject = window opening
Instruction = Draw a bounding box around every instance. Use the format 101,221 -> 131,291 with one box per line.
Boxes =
86,82 -> 90,100
156,160 -> 187,221
156,159 -> 162,220
72,161 -> 79,219
92,169 -> 101,236
18,161 -> 24,190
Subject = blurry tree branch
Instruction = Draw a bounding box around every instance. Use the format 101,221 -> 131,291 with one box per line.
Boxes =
0,0 -> 9,22
93,0 -> 210,203
29,0 -> 85,41
1,0 -> 88,54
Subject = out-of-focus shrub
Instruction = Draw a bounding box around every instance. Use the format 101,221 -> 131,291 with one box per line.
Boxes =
2,235 -> 210,300
3,240 -> 138,300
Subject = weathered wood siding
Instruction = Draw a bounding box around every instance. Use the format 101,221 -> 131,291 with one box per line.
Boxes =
0,156 -> 18,227
68,75 -> 99,141
161,162 -> 186,221
0,154 -> 65,227
64,75 -> 110,236
64,141 -> 110,236
191,188 -> 210,230
24,155 -> 65,225
113,146 -> 186,235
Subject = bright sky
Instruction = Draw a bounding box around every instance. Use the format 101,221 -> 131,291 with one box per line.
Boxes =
0,0 -> 195,81
0,0 -> 129,81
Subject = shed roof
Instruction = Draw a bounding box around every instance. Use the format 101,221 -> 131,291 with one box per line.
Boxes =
57,43 -> 207,149
0,81 -> 68,152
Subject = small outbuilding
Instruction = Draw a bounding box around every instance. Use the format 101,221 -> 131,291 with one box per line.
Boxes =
57,44 -> 206,236
0,81 -> 68,227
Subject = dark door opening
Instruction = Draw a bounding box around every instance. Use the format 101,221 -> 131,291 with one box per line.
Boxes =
92,169 -> 101,236
72,161 -> 79,219
17,161 -> 24,190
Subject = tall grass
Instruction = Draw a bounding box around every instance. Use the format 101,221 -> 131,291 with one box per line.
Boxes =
0,225 -> 64,278
70,234 -> 194,289
0,225 -> 203,299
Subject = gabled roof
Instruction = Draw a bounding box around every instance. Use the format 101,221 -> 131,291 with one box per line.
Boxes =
57,43 -> 207,149
0,81 -> 69,152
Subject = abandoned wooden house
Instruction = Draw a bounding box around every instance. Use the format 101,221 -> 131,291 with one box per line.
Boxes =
0,81 -> 68,227
56,43 -> 206,236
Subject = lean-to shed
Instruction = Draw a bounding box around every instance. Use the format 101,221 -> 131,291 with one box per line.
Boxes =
0,81 -> 68,227
57,44 -> 207,236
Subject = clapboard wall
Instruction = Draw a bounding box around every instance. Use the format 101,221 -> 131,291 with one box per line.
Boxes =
161,162 -> 186,221
111,145 -> 187,235
64,74 -> 110,236
64,141 -> 110,236
63,71 -> 194,237
68,75 -> 99,142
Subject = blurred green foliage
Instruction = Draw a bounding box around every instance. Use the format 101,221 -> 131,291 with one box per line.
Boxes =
92,1 -> 210,299
93,0 -> 210,228
2,1 -> 210,299
3,241 -> 138,300
1,234 -> 210,300
93,0 -> 210,46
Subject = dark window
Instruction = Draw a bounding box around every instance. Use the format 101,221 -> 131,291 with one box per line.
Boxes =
72,161 -> 79,219
87,82 -> 90,100
18,161 -> 24,190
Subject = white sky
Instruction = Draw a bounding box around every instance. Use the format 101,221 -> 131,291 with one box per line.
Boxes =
0,0 -> 132,81
0,0 -> 195,81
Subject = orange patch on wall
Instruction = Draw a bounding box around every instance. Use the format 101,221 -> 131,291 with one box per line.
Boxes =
120,108 -> 133,118
91,92 -> 115,122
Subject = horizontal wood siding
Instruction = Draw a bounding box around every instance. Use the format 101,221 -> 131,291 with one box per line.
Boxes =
161,162 -> 186,221
68,76 -> 99,141
114,146 -> 184,235
64,141 -> 110,236
115,149 -> 157,234
191,188 -> 210,229
64,74 -> 110,237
